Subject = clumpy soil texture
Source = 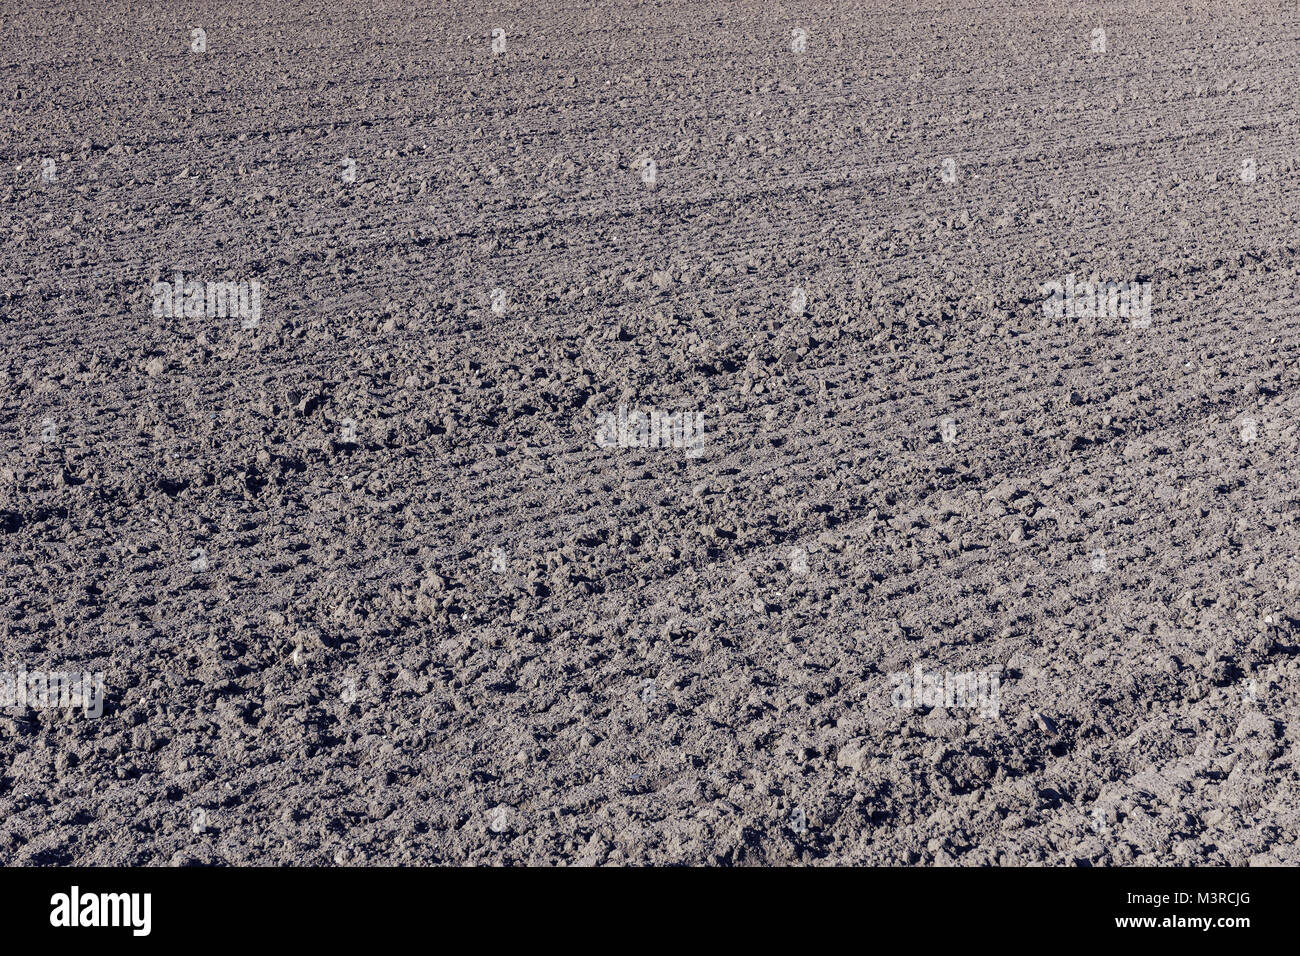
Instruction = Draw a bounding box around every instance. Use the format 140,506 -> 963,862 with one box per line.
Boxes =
3,0 -> 1300,866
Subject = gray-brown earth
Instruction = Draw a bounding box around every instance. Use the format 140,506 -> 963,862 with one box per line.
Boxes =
2,0 -> 1300,865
